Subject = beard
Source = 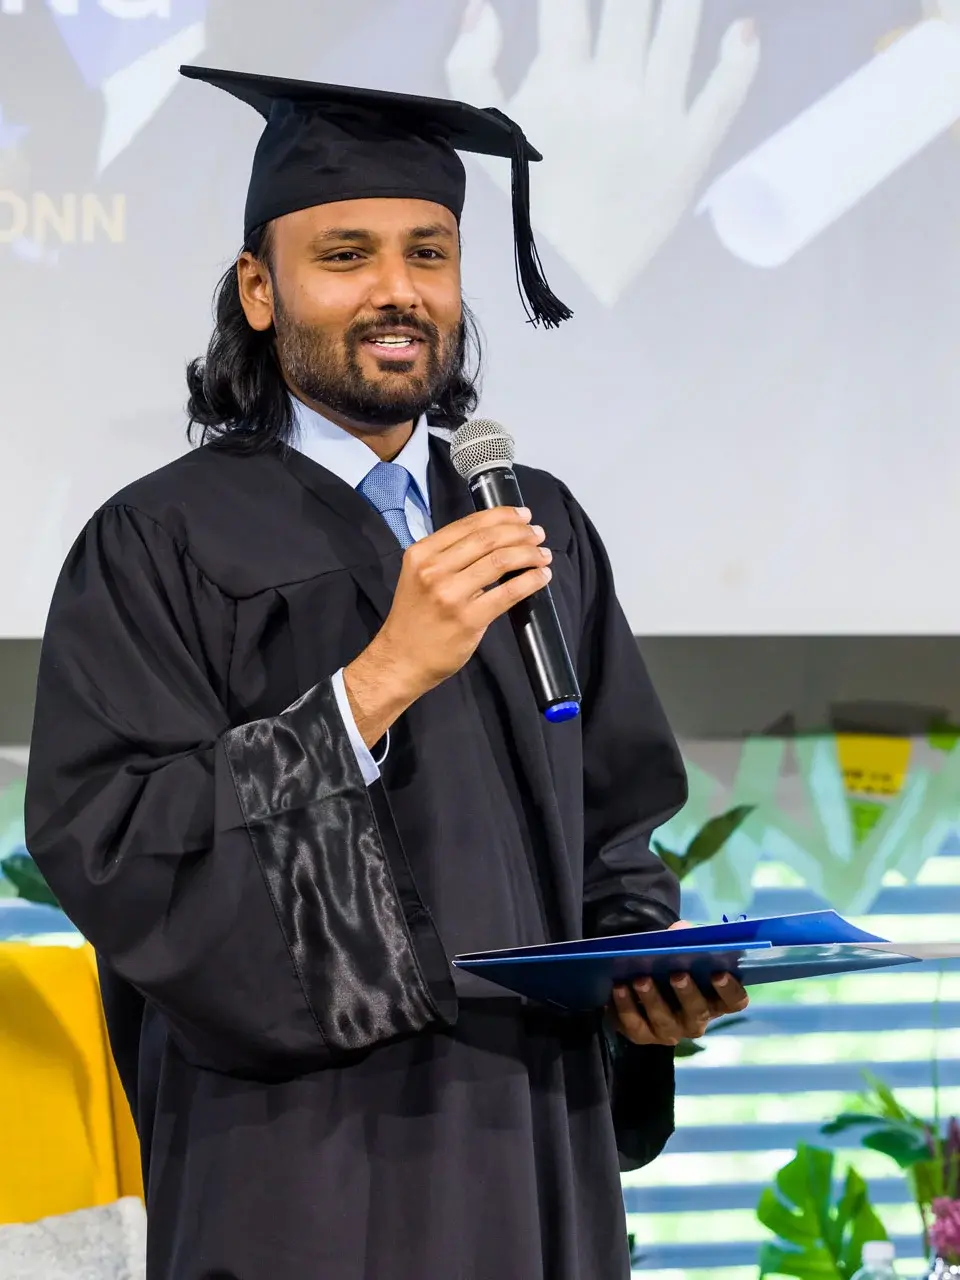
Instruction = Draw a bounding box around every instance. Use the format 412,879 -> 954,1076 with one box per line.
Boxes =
273,297 -> 462,430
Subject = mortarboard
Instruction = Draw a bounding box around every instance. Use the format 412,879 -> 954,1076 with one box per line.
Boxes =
179,65 -> 572,328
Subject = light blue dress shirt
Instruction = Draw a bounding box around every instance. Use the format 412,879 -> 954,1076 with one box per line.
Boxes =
290,395 -> 434,784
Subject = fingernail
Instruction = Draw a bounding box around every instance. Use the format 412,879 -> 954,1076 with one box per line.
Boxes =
540,547 -> 553,562
461,0 -> 485,32
515,507 -> 531,520
542,566 -> 553,581
716,974 -> 730,987
740,17 -> 757,43
531,525 -> 545,540
672,975 -> 689,988
637,980 -> 652,994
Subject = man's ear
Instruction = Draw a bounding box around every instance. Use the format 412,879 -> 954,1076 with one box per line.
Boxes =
237,252 -> 275,333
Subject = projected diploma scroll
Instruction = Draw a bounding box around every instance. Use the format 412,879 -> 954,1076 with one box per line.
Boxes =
697,19 -> 960,268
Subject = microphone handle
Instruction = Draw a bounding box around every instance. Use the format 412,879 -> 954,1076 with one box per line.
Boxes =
468,467 -> 582,723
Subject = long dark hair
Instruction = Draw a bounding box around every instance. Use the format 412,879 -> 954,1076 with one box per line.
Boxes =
186,223 -> 483,452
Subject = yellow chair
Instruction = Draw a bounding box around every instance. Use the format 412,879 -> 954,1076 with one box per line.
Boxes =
0,942 -> 142,1226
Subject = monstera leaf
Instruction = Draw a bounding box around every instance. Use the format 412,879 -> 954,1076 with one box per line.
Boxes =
0,851 -> 59,908
757,1145 -> 888,1280
652,805 -> 755,883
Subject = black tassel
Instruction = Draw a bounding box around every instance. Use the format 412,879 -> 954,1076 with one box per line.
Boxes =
486,107 -> 573,329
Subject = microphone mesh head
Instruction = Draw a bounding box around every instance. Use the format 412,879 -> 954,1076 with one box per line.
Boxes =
450,419 -> 516,480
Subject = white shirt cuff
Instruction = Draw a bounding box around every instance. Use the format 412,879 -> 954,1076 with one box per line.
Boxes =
331,668 -> 388,786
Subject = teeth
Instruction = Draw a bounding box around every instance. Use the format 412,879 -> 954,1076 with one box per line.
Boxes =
371,336 -> 414,346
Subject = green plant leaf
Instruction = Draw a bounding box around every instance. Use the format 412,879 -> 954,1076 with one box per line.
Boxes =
912,1156 -> 945,1206
821,1112 -> 933,1169
758,1242 -> 839,1279
769,1146 -> 833,1237
756,1146 -> 888,1280
757,1187 -> 816,1247
0,853 -> 59,908
829,1167 -> 867,1259
802,1147 -> 836,1246
653,846 -> 684,879
672,805 -> 756,881
821,1112 -> 905,1135
706,1013 -> 749,1034
862,1128 -> 934,1168
674,1037 -> 705,1058
695,803 -> 757,849
928,719 -> 960,753
654,804 -> 756,884
860,1071 -> 923,1126
839,1168 -> 889,1276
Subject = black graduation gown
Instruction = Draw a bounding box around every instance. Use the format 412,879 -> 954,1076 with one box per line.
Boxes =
24,435 -> 687,1280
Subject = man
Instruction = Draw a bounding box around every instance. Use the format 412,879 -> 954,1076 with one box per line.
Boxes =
25,68 -> 748,1280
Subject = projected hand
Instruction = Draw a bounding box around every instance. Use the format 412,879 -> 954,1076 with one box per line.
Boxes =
606,922 -> 749,1046
445,0 -> 761,306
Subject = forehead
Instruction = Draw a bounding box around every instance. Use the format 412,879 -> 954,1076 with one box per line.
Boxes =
275,197 -> 459,246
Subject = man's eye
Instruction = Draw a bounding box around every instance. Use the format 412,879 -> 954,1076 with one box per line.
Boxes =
413,248 -> 444,259
324,251 -> 362,263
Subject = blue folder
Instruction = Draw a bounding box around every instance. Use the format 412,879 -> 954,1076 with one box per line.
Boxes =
453,911 -> 930,1011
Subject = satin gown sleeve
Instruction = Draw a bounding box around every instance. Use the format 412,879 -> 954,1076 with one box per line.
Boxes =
24,503 -> 454,1079
560,485 -> 689,1171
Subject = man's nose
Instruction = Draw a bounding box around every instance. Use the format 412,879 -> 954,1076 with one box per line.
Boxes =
367,254 -> 422,313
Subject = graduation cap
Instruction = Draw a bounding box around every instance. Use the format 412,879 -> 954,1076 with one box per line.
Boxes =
179,65 -> 572,329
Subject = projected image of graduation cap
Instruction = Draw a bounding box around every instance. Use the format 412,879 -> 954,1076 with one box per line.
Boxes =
179,64 -> 572,328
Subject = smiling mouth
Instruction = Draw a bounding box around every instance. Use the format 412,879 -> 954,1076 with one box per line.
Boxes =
361,333 -> 426,364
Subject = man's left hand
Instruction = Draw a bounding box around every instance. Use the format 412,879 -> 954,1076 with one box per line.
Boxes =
606,920 -> 749,1046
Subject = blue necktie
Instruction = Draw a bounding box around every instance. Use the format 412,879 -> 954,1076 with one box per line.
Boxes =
359,461 -> 415,550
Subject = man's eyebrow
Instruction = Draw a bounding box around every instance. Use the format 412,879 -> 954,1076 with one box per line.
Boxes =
307,227 -> 378,249
408,223 -> 455,240
306,224 -> 455,251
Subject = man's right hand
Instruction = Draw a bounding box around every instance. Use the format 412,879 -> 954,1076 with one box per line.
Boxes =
343,506 -> 553,749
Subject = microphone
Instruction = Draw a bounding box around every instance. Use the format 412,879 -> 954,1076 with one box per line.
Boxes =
450,419 -> 581,724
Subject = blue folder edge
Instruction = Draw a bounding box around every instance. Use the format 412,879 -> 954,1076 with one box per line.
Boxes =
454,910 -> 884,965
452,910 -> 913,1011
454,943 -> 915,1012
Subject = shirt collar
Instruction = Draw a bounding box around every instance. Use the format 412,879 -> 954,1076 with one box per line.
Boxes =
290,395 -> 431,511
